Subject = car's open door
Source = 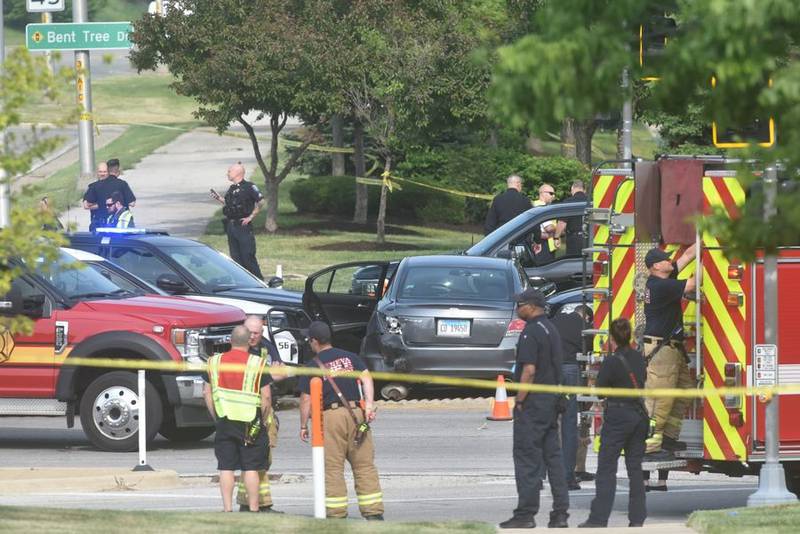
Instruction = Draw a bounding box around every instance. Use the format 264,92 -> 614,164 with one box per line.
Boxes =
303,261 -> 392,351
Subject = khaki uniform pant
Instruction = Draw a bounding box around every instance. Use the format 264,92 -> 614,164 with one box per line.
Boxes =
237,411 -> 279,507
644,342 -> 693,453
323,407 -> 383,518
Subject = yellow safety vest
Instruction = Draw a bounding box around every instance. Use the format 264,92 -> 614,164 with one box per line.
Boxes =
533,200 -> 558,252
208,352 -> 265,422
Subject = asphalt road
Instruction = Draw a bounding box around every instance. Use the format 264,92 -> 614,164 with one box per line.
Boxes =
0,405 -> 759,527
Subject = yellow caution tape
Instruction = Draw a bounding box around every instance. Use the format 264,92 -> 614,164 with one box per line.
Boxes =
35,355 -> 800,399
355,172 -> 493,201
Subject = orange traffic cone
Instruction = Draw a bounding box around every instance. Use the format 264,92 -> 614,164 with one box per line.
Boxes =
487,374 -> 513,421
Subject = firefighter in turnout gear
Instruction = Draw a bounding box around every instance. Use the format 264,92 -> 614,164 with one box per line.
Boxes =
203,325 -> 272,512
298,321 -> 384,520
236,315 -> 287,513
642,245 -> 698,460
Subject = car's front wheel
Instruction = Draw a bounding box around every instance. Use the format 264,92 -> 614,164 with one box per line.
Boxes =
79,371 -> 163,452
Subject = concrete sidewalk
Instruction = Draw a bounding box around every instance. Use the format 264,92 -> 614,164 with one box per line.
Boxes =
62,129 -> 258,238
0,468 -> 181,494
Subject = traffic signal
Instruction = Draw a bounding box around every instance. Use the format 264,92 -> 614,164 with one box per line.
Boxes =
711,76 -> 775,148
639,15 -> 677,80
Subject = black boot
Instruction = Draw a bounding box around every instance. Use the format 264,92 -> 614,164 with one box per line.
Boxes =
499,516 -> 536,529
548,510 -> 569,528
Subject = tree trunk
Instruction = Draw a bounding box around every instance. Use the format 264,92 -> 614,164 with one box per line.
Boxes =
616,124 -> 625,160
353,120 -> 368,224
376,157 -> 391,244
264,178 -> 280,233
574,119 -> 597,167
331,114 -> 345,176
488,127 -> 499,148
561,119 -> 577,159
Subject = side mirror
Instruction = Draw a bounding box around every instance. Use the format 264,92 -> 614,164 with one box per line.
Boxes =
156,273 -> 189,294
496,248 -> 512,259
0,299 -> 15,316
21,295 -> 46,318
266,276 -> 284,289
528,277 -> 557,297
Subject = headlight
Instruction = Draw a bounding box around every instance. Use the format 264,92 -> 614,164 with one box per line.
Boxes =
558,303 -> 581,315
172,328 -> 201,358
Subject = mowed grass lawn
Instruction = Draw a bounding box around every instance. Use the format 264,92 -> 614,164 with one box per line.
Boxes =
21,73 -> 200,125
18,123 -> 197,212
200,167 -> 479,290
688,504 -> 800,534
0,506 -> 493,534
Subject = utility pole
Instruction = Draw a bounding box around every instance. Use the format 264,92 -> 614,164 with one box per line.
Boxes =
747,166 -> 797,507
621,67 -> 633,167
0,0 -> 10,228
74,0 -> 96,190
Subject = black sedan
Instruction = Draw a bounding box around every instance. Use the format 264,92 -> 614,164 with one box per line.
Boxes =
303,255 -> 529,399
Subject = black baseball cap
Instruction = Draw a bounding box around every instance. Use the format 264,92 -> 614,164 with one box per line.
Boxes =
513,288 -> 547,308
645,248 -> 671,268
301,321 -> 332,344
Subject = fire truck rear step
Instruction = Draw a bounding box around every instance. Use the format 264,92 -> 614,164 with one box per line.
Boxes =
0,398 -> 68,416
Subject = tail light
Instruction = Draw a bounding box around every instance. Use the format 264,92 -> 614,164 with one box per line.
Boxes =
727,264 -> 744,280
593,261 -> 608,277
723,362 -> 742,411
726,292 -> 744,307
506,318 -> 526,337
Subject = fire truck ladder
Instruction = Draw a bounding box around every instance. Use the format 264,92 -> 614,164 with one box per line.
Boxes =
578,163 -> 635,405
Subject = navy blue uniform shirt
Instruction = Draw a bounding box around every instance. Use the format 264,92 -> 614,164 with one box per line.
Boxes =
514,315 -> 563,385
644,261 -> 687,339
297,347 -> 367,406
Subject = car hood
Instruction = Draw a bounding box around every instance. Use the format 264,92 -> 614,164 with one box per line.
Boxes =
79,295 -> 245,326
183,295 -> 272,315
212,287 -> 302,307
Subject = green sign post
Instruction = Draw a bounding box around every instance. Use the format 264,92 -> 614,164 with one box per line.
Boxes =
26,22 -> 133,51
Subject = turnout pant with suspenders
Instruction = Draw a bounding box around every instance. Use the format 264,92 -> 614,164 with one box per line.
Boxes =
642,324 -> 693,453
313,358 -> 383,518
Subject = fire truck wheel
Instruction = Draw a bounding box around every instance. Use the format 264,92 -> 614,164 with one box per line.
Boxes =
79,371 -> 163,452
159,419 -> 215,442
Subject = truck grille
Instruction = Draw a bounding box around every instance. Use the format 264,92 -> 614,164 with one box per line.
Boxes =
198,322 -> 240,358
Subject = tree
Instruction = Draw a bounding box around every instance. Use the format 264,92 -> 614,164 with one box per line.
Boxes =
1,49 -> 70,334
130,0 -> 336,232
491,0 -> 800,258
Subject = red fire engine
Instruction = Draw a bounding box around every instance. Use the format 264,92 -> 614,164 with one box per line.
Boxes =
585,155 -> 800,493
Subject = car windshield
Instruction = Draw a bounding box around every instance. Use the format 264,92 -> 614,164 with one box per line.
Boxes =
397,266 -> 512,301
159,245 -> 265,291
35,251 -> 129,300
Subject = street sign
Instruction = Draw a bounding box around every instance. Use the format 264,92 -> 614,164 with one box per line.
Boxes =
26,0 -> 65,13
754,344 -> 778,387
26,22 -> 133,51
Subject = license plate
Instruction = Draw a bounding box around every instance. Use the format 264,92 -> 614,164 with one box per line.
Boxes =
437,319 -> 470,338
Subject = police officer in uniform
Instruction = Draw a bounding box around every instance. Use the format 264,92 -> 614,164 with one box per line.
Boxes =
298,321 -> 383,520
500,288 -> 569,529
203,325 -> 271,512
579,318 -> 648,528
642,245 -> 697,460
211,163 -> 265,279
236,315 -> 287,513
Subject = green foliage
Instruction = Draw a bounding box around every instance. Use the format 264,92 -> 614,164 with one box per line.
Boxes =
290,176 -> 464,224
396,146 -> 587,222
490,0 -> 800,259
1,49 -> 72,334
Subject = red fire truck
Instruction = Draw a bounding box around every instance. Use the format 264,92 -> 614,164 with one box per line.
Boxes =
586,155 -> 800,494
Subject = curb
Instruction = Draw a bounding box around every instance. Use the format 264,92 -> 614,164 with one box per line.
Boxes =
0,468 -> 182,494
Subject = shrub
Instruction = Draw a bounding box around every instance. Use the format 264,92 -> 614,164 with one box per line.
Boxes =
289,176 -> 464,224
396,146 -> 588,223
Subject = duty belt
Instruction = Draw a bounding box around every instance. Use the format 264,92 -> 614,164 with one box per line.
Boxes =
324,401 -> 359,411
643,336 -> 683,349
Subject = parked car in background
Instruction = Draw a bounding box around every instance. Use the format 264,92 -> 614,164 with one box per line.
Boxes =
0,247 -> 245,451
464,202 -> 590,293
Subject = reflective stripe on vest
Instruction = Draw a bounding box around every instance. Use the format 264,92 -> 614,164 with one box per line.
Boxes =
533,200 -> 558,252
208,353 -> 265,422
